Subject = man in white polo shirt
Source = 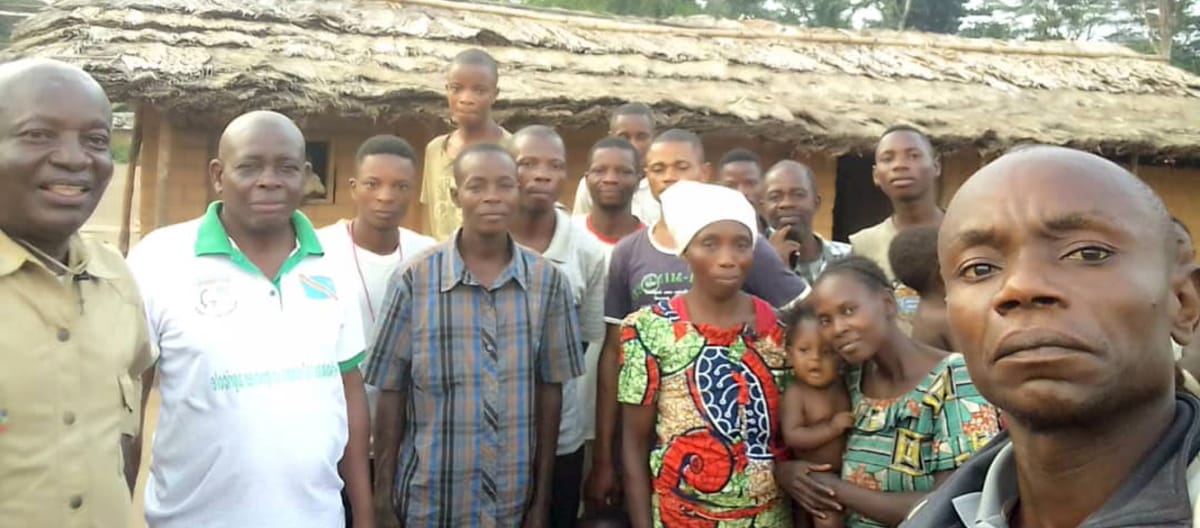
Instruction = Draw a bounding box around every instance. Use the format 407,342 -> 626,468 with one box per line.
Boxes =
126,111 -> 373,528
509,125 -> 606,527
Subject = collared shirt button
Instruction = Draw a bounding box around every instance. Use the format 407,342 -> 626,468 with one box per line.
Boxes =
269,290 -> 277,297
68,495 -> 83,509
57,328 -> 70,342
62,411 -> 76,426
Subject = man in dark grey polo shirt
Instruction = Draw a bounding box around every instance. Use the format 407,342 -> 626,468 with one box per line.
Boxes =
904,146 -> 1200,527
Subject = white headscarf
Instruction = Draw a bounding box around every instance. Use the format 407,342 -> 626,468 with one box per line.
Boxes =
660,180 -> 759,256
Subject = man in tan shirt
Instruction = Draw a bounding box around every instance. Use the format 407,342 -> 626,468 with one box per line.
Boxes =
0,58 -> 157,528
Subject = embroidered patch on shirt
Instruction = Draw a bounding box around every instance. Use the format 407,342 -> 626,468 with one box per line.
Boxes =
195,278 -> 237,317
299,275 -> 337,300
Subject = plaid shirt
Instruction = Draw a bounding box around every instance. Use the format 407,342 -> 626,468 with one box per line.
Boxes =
365,234 -> 584,528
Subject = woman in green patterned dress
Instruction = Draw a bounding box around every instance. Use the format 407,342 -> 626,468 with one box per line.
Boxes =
776,256 -> 1001,527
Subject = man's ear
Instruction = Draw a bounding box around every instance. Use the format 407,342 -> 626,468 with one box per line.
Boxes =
1170,263 -> 1200,346
450,185 -> 461,209
208,159 -> 224,195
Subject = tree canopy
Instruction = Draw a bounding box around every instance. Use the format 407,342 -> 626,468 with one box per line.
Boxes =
522,0 -> 1200,74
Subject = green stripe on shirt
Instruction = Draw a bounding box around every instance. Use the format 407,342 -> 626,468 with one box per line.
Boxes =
339,350 -> 367,373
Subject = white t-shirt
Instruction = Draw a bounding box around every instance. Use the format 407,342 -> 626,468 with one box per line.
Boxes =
316,220 -> 438,334
317,220 -> 437,431
127,206 -> 365,528
541,209 -> 608,453
572,178 -> 661,226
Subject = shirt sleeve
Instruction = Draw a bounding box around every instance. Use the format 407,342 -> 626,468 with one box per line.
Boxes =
538,267 -> 585,384
580,246 -> 607,345
363,268 -> 414,391
604,240 -> 633,325
124,239 -> 163,362
419,137 -> 442,206
128,284 -> 159,378
617,310 -> 659,406
745,235 -> 809,307
929,356 -> 1003,472
572,181 -> 594,216
336,282 -> 368,372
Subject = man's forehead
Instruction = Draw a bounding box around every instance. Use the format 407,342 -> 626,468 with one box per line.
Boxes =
647,142 -> 699,160
723,161 -> 760,173
612,114 -> 651,129
224,133 -> 304,159
876,130 -> 931,156
514,136 -> 564,156
0,64 -> 109,121
942,152 -> 1160,248
766,166 -> 809,188
592,147 -> 634,164
463,150 -> 515,171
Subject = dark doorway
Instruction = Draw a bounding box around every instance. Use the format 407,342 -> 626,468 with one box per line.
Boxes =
832,154 -> 891,242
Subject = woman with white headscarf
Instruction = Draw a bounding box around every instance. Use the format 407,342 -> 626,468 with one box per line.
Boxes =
618,181 -> 793,527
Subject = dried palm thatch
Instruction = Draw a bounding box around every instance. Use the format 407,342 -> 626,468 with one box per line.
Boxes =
7,0 -> 1200,158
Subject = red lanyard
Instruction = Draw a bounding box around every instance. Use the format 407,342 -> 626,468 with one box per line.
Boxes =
346,220 -> 401,323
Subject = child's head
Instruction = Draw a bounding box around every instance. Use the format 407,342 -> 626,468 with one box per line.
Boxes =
889,224 -> 942,298
445,48 -> 499,128
645,129 -> 710,202
782,303 -> 840,388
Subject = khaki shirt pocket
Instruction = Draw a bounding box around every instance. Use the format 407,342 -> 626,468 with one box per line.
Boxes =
117,374 -> 139,437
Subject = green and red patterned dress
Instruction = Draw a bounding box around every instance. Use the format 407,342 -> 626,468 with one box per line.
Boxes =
841,353 -> 1001,527
617,296 -> 792,527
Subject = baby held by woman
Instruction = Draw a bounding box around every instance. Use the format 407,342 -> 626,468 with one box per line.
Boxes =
781,305 -> 852,528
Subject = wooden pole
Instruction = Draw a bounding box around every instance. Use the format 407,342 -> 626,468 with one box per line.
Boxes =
118,108 -> 143,256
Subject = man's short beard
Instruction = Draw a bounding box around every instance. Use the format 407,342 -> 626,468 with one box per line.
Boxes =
594,200 -> 632,215
1002,380 -> 1168,433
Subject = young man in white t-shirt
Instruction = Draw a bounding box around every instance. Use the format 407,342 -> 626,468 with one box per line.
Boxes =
318,135 -> 436,342
127,111 -> 373,527
317,135 -> 435,526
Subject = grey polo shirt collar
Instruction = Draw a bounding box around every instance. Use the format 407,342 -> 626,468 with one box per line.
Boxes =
951,442 -> 1018,527
951,394 -> 1199,527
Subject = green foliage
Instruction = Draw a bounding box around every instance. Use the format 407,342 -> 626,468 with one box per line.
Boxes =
0,0 -> 43,48
110,137 -> 131,164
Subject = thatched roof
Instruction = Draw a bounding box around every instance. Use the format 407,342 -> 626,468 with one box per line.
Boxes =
7,0 -> 1200,158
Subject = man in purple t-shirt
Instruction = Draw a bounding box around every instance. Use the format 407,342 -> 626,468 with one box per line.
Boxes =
583,129 -> 807,516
